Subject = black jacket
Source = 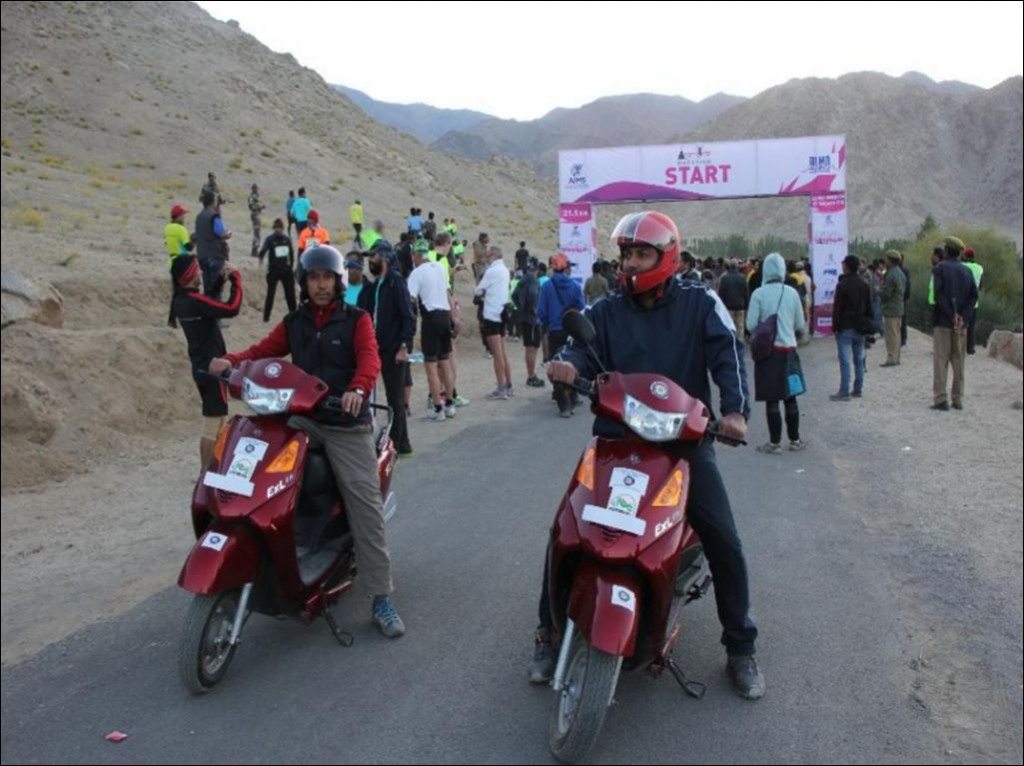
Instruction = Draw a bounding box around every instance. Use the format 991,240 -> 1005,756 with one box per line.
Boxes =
357,271 -> 416,355
557,279 -> 750,437
259,232 -> 294,270
717,272 -> 749,311
174,272 -> 242,380
932,259 -> 978,328
832,273 -> 872,333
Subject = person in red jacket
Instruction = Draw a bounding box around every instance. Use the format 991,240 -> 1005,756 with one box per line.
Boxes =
209,245 -> 405,638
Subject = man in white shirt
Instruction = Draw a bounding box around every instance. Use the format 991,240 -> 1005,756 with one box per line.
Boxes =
407,247 -> 457,421
475,245 -> 513,400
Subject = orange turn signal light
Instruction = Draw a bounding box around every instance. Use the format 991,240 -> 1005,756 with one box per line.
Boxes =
576,447 -> 596,491
266,439 -> 299,474
212,424 -> 230,462
653,469 -> 683,507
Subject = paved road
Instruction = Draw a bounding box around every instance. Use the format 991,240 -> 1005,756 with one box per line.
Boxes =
2,387 -> 948,764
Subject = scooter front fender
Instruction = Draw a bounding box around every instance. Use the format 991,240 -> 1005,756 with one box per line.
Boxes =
178,524 -> 261,596
567,561 -> 643,657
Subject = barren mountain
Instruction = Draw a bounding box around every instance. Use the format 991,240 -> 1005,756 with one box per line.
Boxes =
0,0 -> 555,491
331,84 -> 492,144
677,72 -> 1024,242
433,93 -> 745,175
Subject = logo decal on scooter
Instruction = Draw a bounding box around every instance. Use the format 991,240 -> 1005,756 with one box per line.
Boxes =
654,510 -> 683,538
266,476 -> 294,499
265,362 -> 282,379
201,532 -> 228,552
612,585 -> 636,613
650,380 -> 670,399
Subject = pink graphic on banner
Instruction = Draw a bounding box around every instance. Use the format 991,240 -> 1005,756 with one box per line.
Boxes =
779,174 -> 839,195
574,181 -> 713,204
559,203 -> 593,224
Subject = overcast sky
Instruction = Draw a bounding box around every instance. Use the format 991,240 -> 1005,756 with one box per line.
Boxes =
197,1 -> 1023,121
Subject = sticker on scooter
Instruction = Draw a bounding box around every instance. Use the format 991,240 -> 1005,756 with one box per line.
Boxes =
612,585 -> 636,613
608,488 -> 642,516
201,532 -> 228,551
610,467 -> 649,496
234,437 -> 269,460
228,456 -> 257,480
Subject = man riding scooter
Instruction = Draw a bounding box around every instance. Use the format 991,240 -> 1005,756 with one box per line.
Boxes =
209,244 -> 405,638
533,211 -> 764,699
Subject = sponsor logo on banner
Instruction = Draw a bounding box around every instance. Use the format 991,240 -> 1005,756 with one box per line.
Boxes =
811,193 -> 846,214
808,154 -> 834,173
565,163 -> 589,190
812,230 -> 846,246
559,203 -> 592,224
678,145 -> 712,161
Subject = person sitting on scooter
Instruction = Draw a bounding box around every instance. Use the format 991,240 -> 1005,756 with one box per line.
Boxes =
209,244 -> 405,639
532,211 -> 764,699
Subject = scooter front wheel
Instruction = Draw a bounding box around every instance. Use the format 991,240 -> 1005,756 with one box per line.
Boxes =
178,589 -> 241,694
548,633 -> 623,764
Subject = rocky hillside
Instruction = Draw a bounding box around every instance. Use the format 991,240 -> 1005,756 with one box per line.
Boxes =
0,0 -> 555,490
434,93 -> 745,176
331,84 -> 492,144
677,72 -> 1023,242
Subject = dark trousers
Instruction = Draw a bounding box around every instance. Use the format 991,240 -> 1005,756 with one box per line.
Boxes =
200,256 -> 225,299
168,271 -> 178,326
380,353 -> 411,452
766,397 -> 799,444
900,301 -> 909,347
538,441 -> 758,657
966,311 -> 977,354
263,267 -> 296,321
547,329 -> 574,411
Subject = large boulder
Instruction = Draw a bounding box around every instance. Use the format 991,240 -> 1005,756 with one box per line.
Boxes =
986,330 -> 1024,370
1,269 -> 65,329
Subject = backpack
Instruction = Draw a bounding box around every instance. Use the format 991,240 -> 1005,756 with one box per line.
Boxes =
513,275 -> 539,319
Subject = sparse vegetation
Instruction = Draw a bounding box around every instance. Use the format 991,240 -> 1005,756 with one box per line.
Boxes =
228,155 -> 243,170
10,204 -> 45,229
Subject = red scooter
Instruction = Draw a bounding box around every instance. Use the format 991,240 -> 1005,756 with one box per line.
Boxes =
544,312 -> 743,763
177,358 -> 397,694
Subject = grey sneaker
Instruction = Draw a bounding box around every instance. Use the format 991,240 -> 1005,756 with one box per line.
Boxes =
727,655 -> 765,700
756,442 -> 782,455
452,394 -> 471,407
788,439 -> 807,451
372,595 -> 406,638
423,408 -> 446,422
485,388 -> 510,401
829,393 -> 851,402
529,628 -> 556,684
444,404 -> 457,418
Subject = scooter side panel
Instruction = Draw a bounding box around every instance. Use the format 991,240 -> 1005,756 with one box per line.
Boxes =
178,523 -> 262,595
567,561 -> 643,657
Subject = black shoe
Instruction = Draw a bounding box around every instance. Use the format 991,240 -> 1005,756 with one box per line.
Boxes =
829,393 -> 851,402
951,402 -> 963,410
529,628 -> 556,684
526,376 -> 546,388
727,655 -> 765,700
879,361 -> 898,368
851,390 -> 863,398
930,401 -> 950,411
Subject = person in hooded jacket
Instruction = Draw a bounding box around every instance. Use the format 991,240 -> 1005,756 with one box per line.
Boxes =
537,253 -> 585,416
746,252 -> 807,454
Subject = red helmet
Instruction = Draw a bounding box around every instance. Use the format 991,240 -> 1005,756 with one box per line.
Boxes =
611,211 -> 681,294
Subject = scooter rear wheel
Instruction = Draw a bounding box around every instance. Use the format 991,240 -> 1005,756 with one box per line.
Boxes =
548,633 -> 623,763
178,589 -> 240,694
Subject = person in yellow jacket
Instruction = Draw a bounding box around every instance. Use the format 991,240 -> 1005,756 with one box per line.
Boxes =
962,246 -> 983,354
349,198 -> 364,245
297,210 -> 329,254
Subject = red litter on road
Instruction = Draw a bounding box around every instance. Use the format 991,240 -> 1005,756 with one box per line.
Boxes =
105,731 -> 128,743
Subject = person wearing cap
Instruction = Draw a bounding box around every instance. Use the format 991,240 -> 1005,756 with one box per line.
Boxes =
343,252 -> 366,308
879,250 -> 906,367
407,240 -> 457,421
931,236 -> 977,411
164,203 -> 194,327
297,209 -> 329,255
291,187 -> 311,234
349,198 -> 364,246
170,255 -> 242,469
359,241 -> 416,456
247,183 -> 265,259
962,247 -> 983,354
257,218 -> 295,322
209,244 -> 405,639
537,253 -> 585,416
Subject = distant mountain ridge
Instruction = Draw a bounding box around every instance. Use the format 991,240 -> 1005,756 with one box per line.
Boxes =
331,84 -> 492,144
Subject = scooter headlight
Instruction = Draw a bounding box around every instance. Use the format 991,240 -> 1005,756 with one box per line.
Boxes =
243,378 -> 295,415
623,394 -> 686,442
